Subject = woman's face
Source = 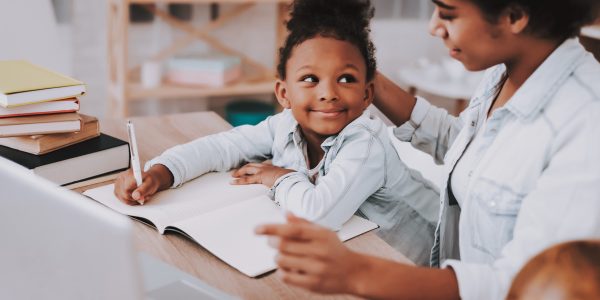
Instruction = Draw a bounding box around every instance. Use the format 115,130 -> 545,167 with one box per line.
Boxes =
429,0 -> 514,71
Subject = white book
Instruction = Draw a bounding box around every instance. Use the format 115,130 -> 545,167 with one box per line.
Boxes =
83,172 -> 378,277
0,98 -> 79,118
0,112 -> 82,137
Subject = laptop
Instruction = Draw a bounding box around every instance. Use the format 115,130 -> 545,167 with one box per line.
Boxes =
0,157 -> 238,300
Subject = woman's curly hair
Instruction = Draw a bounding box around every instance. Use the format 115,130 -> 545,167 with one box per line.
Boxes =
276,0 -> 377,81
469,0 -> 599,41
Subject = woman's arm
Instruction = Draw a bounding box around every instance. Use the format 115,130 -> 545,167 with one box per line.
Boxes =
372,71 -> 417,126
256,214 -> 460,300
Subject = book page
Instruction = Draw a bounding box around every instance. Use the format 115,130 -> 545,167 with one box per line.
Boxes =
84,171 -> 378,277
83,172 -> 268,232
169,195 -> 284,277
170,196 -> 379,277
83,184 -> 167,231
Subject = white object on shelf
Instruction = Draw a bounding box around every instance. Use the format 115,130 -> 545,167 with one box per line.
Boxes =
141,61 -> 163,88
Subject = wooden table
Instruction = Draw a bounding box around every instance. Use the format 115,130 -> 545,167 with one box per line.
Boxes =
80,112 -> 410,299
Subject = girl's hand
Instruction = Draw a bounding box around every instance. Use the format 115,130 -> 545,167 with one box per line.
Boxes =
230,162 -> 294,188
255,213 -> 367,294
113,164 -> 173,205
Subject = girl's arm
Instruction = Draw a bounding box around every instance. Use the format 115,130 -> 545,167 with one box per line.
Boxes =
270,124 -> 387,230
256,214 -> 460,300
144,112 -> 283,188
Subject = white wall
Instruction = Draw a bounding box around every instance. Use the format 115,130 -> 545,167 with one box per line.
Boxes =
0,0 -> 71,75
371,19 -> 446,80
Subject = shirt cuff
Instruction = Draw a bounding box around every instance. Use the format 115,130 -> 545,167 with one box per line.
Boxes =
442,259 -> 505,300
392,97 -> 431,142
268,171 -> 304,203
410,96 -> 431,127
144,157 -> 182,188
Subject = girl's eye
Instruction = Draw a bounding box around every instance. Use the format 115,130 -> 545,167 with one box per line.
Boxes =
438,12 -> 455,21
301,75 -> 318,83
338,75 -> 356,83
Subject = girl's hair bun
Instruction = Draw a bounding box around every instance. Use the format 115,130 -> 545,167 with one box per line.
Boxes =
277,0 -> 377,81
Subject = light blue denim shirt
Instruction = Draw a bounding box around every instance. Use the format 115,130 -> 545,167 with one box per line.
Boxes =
147,109 -> 440,264
394,38 -> 600,300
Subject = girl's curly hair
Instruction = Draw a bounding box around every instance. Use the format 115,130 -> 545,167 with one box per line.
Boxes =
277,0 -> 377,81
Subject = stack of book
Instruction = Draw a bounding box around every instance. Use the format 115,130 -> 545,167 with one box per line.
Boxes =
165,54 -> 242,87
0,60 -> 130,188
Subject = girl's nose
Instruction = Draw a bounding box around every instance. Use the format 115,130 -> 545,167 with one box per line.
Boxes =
319,81 -> 339,102
428,10 -> 448,38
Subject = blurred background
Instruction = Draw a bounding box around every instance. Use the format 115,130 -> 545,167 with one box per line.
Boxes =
1,0 -> 599,122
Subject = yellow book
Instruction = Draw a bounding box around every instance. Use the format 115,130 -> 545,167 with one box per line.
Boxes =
0,60 -> 86,108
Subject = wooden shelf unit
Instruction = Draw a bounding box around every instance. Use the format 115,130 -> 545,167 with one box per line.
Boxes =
107,0 -> 290,116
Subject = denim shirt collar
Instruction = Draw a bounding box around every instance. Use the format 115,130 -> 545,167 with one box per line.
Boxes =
492,39 -> 588,120
283,110 -> 372,150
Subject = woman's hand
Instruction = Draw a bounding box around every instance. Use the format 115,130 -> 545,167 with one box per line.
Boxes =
113,164 -> 173,205
230,162 -> 295,188
255,213 -> 367,295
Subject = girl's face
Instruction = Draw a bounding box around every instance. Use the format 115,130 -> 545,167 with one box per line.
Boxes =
429,0 -> 515,71
275,36 -> 373,139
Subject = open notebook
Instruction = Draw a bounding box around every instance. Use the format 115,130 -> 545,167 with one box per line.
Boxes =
83,172 -> 378,277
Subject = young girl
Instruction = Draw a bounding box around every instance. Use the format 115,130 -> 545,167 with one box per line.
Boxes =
507,240 -> 600,300
114,0 -> 439,265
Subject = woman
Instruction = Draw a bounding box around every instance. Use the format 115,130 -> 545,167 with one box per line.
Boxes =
256,0 -> 600,299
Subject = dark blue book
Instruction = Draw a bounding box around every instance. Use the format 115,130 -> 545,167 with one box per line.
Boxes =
0,133 -> 130,186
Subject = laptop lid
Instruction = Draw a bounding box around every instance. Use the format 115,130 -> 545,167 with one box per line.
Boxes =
0,157 -> 143,299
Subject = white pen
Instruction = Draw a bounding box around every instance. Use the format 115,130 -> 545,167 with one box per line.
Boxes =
126,120 -> 144,205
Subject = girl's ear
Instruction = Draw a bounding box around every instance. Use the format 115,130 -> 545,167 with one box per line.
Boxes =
504,4 -> 529,34
275,80 -> 291,109
363,82 -> 375,108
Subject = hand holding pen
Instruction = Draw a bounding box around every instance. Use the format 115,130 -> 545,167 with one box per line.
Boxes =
113,121 -> 174,205
128,120 -> 144,204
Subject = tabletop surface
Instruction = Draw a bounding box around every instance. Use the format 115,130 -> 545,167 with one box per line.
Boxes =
77,111 -> 411,300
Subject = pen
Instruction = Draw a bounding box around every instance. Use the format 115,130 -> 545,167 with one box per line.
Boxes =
126,120 -> 144,205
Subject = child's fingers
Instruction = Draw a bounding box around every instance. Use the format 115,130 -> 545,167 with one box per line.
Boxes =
230,175 -> 260,185
232,163 -> 265,178
132,175 -> 158,202
114,171 -> 140,205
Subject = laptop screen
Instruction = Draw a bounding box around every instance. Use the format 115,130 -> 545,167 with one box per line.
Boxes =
0,157 -> 143,299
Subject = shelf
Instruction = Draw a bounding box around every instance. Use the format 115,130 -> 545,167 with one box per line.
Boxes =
108,0 -> 290,116
128,80 -> 275,101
